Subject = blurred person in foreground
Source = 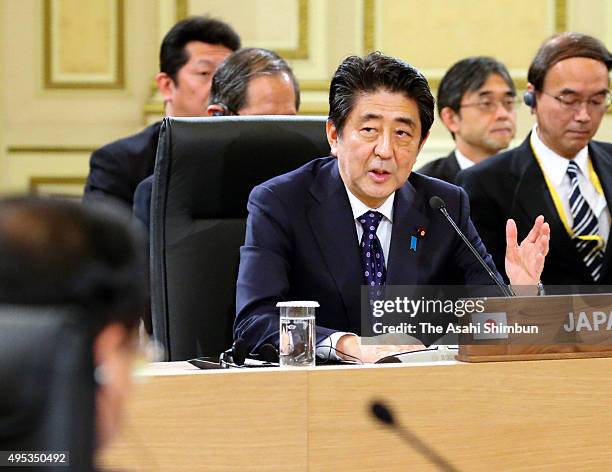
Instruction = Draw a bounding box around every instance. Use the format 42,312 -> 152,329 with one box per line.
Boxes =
0,197 -> 147,452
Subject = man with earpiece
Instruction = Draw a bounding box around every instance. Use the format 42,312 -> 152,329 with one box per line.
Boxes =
457,32 -> 612,287
132,47 -> 300,228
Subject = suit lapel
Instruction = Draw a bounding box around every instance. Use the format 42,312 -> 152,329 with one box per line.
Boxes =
512,136 -> 579,258
386,178 -> 429,285
513,135 -> 593,279
589,142 -> 612,275
307,161 -> 362,326
512,139 -> 563,231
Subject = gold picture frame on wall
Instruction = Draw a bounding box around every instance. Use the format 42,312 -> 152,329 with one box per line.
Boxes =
177,0 -> 309,60
29,176 -> 87,200
43,0 -> 125,89
362,0 -> 568,89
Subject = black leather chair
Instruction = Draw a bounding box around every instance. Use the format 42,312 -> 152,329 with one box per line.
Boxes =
0,305 -> 95,471
150,116 -> 330,361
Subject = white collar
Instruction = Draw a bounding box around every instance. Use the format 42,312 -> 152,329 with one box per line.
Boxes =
530,124 -> 589,186
454,149 -> 476,170
344,185 -> 395,223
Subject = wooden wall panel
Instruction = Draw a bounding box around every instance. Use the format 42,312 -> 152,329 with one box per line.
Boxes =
0,0 -> 610,194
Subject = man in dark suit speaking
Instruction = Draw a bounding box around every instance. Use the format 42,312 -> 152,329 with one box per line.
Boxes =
235,53 -> 549,363
457,33 -> 612,286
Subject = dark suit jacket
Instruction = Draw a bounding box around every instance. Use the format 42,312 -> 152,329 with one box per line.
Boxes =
417,151 -> 460,184
457,134 -> 612,285
133,175 -> 153,228
83,122 -> 162,208
235,157 -> 501,352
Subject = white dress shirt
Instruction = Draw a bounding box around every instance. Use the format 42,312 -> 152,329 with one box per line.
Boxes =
316,187 -> 395,360
454,149 -> 476,171
530,125 -> 610,244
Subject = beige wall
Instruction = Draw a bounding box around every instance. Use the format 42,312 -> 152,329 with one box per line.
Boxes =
1,0 -> 611,196
1,0 -> 157,196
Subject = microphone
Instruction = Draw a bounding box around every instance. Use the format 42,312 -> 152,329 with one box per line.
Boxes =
429,196 -> 514,297
370,401 -> 461,472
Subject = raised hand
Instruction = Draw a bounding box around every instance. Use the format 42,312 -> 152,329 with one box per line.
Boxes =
505,215 -> 550,286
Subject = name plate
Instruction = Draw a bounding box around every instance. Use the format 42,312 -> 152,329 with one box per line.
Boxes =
457,293 -> 612,362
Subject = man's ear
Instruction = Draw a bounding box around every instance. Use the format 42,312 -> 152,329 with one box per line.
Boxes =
326,120 -> 340,157
155,72 -> 175,102
440,107 -> 461,135
206,104 -> 225,116
417,130 -> 430,155
93,323 -> 129,370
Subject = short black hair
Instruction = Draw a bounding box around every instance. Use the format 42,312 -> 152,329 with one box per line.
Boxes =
328,52 -> 434,143
528,32 -> 612,91
160,16 -> 241,82
0,197 -> 146,335
437,56 -> 515,115
209,47 -> 300,113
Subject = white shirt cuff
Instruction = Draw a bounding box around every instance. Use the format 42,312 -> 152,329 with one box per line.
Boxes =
316,331 -> 357,360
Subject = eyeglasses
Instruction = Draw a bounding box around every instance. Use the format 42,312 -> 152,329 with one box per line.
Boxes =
459,96 -> 520,114
539,90 -> 612,113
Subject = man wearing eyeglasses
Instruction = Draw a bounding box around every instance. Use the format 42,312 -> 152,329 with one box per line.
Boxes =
418,57 -> 517,183
457,32 -> 612,286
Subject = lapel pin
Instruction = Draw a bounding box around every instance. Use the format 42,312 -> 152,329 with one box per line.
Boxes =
410,226 -> 426,252
410,235 -> 418,251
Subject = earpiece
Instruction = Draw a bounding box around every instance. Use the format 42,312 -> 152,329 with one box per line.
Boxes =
258,343 -> 280,363
219,338 -> 248,368
211,102 -> 230,117
218,339 -> 279,368
94,364 -> 110,386
523,91 -> 536,108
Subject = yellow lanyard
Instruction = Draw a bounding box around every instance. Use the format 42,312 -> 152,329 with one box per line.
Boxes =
530,141 -> 605,249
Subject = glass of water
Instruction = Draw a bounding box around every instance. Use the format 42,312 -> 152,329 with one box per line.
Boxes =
277,301 -> 318,367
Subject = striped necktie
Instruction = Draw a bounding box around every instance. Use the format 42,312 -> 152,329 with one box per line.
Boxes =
566,160 -> 604,281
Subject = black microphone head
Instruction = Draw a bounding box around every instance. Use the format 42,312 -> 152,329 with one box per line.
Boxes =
429,196 -> 446,211
370,401 -> 395,426
259,343 -> 279,363
232,338 -> 248,366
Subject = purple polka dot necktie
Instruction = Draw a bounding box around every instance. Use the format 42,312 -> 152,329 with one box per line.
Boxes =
359,211 -> 386,286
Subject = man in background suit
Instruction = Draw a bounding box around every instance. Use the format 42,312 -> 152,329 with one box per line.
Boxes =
83,17 -> 240,208
418,57 -> 517,183
133,47 -> 300,227
458,33 -> 612,286
235,53 -> 549,363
